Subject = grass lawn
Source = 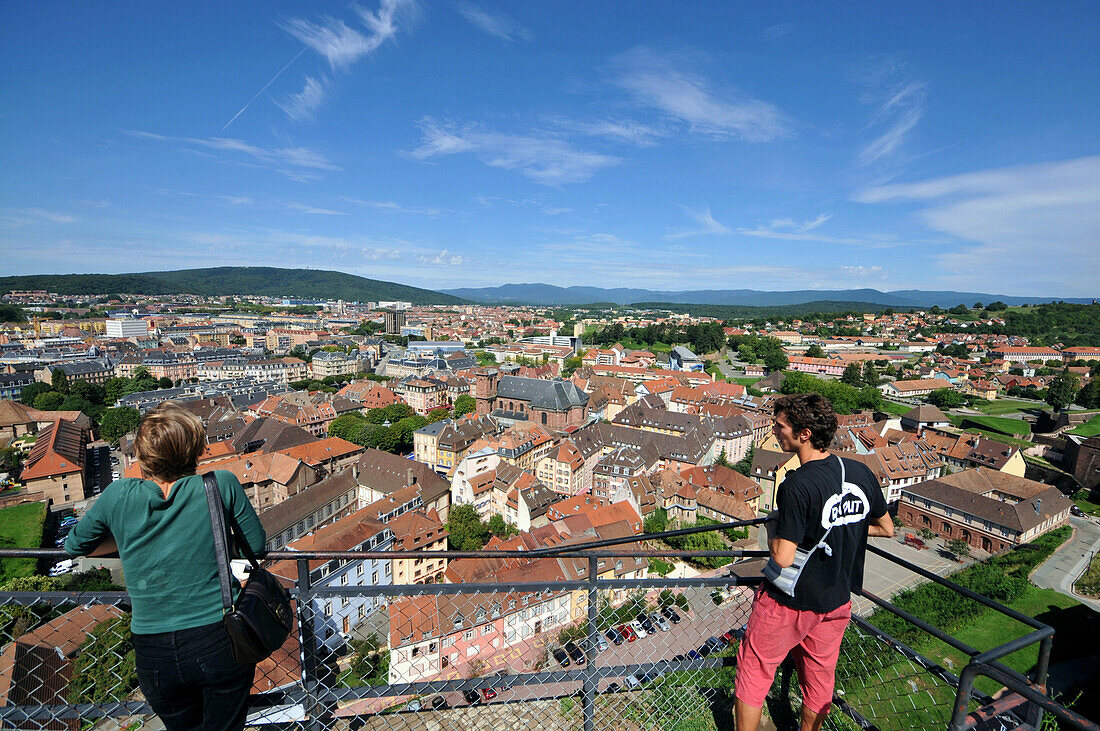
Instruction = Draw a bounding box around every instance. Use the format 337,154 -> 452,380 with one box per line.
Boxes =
1076,554 -> 1100,598
960,427 -> 1034,449
1075,493 -> 1100,517
969,399 -> 1042,416
879,400 -> 913,417
1066,414 -> 1100,437
959,414 -> 1031,436
0,502 -> 47,581
727,376 -> 763,386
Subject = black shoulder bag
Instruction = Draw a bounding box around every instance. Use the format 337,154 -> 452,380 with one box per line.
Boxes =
203,472 -> 294,665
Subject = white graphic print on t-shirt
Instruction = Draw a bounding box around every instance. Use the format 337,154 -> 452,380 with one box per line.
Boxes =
821,479 -> 871,530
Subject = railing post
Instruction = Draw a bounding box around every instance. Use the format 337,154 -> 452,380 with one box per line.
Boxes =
582,555 -> 598,731
1026,635 -> 1053,728
949,662 -> 980,731
296,557 -> 324,731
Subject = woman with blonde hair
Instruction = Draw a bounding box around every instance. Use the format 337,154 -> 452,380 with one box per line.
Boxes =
66,401 -> 266,731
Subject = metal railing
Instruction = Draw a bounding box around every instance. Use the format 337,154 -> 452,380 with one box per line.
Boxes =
0,520 -> 1095,731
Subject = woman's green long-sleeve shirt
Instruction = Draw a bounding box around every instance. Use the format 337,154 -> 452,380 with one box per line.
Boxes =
65,470 -> 266,635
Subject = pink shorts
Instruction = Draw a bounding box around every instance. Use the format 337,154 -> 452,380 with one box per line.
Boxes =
734,587 -> 851,714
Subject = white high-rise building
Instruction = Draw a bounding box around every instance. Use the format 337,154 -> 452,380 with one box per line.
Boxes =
105,318 -> 149,339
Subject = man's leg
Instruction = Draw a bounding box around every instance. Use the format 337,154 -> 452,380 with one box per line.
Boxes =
794,602 -> 852,731
734,698 -> 764,731
734,589 -> 803,730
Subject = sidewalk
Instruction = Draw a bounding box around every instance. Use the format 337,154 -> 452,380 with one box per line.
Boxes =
1030,516 -> 1100,613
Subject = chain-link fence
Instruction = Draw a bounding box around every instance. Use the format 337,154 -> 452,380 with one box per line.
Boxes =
0,536 -> 1085,731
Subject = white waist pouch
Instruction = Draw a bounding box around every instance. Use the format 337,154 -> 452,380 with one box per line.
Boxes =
763,456 -> 868,598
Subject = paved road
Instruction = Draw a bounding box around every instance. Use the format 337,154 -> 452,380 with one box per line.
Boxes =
1030,515 -> 1100,613
854,535 -> 970,615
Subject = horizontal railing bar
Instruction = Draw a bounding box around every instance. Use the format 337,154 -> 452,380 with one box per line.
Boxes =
971,626 -> 1055,665
969,662 -> 1100,731
866,543 -> 1049,630
0,547 -> 769,560
527,518 -> 767,555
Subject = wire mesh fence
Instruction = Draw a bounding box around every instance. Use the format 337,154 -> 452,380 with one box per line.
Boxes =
0,545 -> 1064,731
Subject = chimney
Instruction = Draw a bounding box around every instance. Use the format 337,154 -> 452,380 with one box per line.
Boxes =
407,468 -> 416,487
1034,498 -> 1041,515
352,462 -> 358,481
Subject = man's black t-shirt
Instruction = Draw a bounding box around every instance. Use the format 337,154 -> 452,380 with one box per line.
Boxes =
766,454 -> 887,613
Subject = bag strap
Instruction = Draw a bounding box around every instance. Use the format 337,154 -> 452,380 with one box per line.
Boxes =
203,471 -> 235,613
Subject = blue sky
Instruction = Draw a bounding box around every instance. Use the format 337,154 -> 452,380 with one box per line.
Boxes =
1,1 -> 1097,296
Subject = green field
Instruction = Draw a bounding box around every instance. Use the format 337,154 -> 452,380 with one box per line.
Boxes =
0,502 -> 47,581
968,399 -> 1042,415
878,400 -> 913,417
1066,414 -> 1100,437
959,414 -> 1031,436
727,376 -> 763,386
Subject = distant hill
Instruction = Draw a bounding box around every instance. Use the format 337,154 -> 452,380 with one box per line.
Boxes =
0,267 -> 465,305
441,283 -> 1094,308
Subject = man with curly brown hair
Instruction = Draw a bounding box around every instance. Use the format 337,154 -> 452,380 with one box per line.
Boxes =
734,393 -> 893,731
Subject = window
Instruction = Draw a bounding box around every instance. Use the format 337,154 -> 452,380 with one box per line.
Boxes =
357,564 -> 364,577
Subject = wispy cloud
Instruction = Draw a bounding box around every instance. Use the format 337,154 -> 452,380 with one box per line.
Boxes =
126,130 -> 339,179
286,202 -> 349,215
734,214 -> 899,248
343,198 -> 442,216
226,0 -> 417,127
612,47 -> 790,142
855,156 -> 1100,293
418,248 -> 465,265
9,208 -> 77,224
565,118 -> 666,147
276,76 -> 328,122
857,61 -> 926,166
455,2 -> 531,42
410,117 -> 621,185
665,206 -> 731,239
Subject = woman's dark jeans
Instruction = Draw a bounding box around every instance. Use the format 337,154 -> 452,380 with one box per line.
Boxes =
131,620 -> 255,731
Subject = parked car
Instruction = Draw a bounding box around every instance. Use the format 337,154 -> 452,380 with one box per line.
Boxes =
480,687 -> 497,701
660,605 -> 682,623
605,682 -> 621,694
405,699 -> 422,712
635,613 -> 656,635
605,627 -> 624,645
730,624 -> 746,640
49,560 -> 74,577
687,649 -> 704,661
594,635 -> 609,652
628,620 -> 647,639
552,648 -> 571,667
623,675 -> 641,689
721,631 -> 738,646
428,695 -> 448,710
462,690 -> 481,705
618,624 -> 638,642
1070,505 -> 1085,517
565,640 -> 586,665
651,612 -> 670,631
111,471 -> 120,480
59,517 -> 79,528
702,636 -> 725,654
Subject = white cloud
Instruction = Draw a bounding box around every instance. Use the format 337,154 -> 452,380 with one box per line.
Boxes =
568,118 -> 665,147
276,76 -> 327,122
855,156 -> 1100,293
342,198 -> 442,216
665,206 -> 732,239
286,202 -> 349,215
281,0 -> 414,69
411,117 -> 621,185
11,208 -> 76,224
125,130 -> 339,179
455,3 -> 531,42
613,47 -> 790,142
732,213 -> 906,248
857,69 -> 926,166
418,248 -> 465,265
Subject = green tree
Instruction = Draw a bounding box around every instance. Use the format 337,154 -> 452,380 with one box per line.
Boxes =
763,349 -> 788,372
805,343 -> 826,359
51,369 -> 69,395
1045,374 -> 1080,412
715,448 -> 731,468
737,343 -> 757,363
928,388 -> 964,409
425,407 -> 451,424
446,504 -> 491,551
733,444 -> 755,477
68,615 -> 137,704
453,394 -> 476,418
861,361 -> 879,387
1076,378 -> 1100,408
644,508 -> 668,534
20,381 -> 52,406
33,391 -> 65,411
841,362 -> 864,387
158,376 -> 174,389
100,407 -> 141,445
986,301 -> 1008,311
393,415 -> 429,451
103,376 -> 130,405
328,413 -> 369,441
365,425 -> 400,453
70,379 -> 106,405
487,513 -> 518,539
947,538 -> 971,561
562,355 -> 583,376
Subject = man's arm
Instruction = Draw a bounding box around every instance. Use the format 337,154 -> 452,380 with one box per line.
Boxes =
765,514 -> 798,567
868,512 -> 894,538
